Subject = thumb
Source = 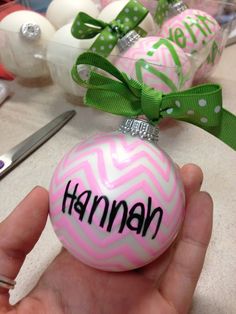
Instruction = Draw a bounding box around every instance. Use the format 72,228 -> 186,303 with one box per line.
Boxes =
0,187 -> 48,307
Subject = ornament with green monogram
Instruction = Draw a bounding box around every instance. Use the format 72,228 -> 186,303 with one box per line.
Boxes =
156,0 -> 222,82
114,36 -> 193,93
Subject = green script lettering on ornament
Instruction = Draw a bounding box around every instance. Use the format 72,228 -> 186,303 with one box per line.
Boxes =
168,14 -> 218,50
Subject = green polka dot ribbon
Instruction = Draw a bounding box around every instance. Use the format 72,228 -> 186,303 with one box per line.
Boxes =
71,0 -> 148,57
71,52 -> 236,151
155,0 -> 181,26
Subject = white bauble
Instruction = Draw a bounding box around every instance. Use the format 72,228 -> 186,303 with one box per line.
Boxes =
46,0 -> 99,29
47,23 -> 94,97
0,11 -> 55,78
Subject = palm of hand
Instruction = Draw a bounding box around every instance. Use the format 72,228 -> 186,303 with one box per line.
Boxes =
0,165 -> 212,314
18,249 -> 175,314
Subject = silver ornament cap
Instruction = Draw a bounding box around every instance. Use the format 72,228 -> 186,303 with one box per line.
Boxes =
119,118 -> 159,144
168,1 -> 188,18
20,22 -> 41,41
117,30 -> 141,53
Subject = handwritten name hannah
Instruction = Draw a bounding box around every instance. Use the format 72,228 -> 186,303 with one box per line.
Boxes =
62,180 -> 163,240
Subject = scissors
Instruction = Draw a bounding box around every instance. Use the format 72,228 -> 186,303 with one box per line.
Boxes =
0,110 -> 76,179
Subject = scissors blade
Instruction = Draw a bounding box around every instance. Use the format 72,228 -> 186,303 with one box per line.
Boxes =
0,110 -> 76,179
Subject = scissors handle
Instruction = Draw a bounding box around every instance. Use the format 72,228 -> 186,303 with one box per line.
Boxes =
0,155 -> 12,178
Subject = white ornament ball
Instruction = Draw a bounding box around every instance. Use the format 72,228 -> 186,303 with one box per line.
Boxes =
98,0 -> 157,35
0,11 -> 56,79
46,23 -> 94,97
46,0 -> 99,29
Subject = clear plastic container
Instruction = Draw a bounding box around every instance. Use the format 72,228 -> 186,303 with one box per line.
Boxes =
0,0 -> 235,95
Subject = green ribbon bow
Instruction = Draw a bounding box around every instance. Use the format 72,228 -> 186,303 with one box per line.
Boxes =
71,52 -> 236,151
155,0 -> 182,26
71,0 -> 148,57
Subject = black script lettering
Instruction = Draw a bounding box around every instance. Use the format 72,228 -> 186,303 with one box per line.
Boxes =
126,203 -> 145,235
88,195 -> 109,227
62,183 -> 164,240
142,197 -> 163,239
107,200 -> 128,233
74,190 -> 92,221
62,180 -> 78,215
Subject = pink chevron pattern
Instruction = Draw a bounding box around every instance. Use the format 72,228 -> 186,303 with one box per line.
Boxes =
114,36 -> 192,93
160,9 -> 221,81
49,133 -> 185,271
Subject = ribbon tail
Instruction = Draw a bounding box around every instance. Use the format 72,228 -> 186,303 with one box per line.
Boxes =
203,109 -> 236,150
180,109 -> 236,150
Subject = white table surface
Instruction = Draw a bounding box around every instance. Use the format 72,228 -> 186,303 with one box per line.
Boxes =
0,45 -> 235,313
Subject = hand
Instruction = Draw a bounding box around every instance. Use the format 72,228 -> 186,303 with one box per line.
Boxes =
0,164 -> 213,314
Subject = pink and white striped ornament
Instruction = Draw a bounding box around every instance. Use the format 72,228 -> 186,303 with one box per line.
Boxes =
49,131 -> 185,271
114,36 -> 193,93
